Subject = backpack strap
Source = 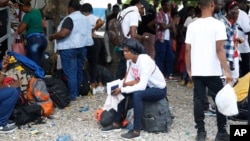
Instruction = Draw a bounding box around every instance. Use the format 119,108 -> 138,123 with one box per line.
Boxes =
117,10 -> 134,37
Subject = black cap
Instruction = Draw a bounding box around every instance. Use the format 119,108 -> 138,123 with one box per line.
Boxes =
122,38 -> 146,54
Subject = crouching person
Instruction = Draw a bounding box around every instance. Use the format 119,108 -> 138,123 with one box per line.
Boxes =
0,56 -> 21,133
101,38 -> 167,140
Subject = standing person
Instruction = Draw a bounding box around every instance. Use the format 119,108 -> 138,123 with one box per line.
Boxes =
81,3 -> 105,94
105,3 -> 112,19
16,0 -> 47,66
138,4 -> 156,59
101,38 -> 168,140
104,4 -> 120,64
115,0 -> 147,79
0,55 -> 20,133
155,0 -> 177,81
220,0 -> 240,84
49,0 -> 93,100
235,0 -> 250,77
185,0 -> 233,141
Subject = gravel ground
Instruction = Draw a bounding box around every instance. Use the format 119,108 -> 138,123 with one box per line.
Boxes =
0,81 -> 246,141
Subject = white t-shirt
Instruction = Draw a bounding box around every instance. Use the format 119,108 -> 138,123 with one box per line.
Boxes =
184,16 -> 198,27
121,54 -> 166,94
164,14 -> 170,40
86,14 -> 99,29
236,9 -> 250,53
119,6 -> 141,38
185,17 -> 227,76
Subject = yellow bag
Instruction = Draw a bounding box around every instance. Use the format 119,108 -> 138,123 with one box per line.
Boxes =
234,72 -> 250,102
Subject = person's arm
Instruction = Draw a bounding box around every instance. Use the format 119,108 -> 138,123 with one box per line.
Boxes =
130,26 -> 148,42
17,22 -> 27,34
185,43 -> 192,79
49,17 -> 73,41
93,19 -> 104,31
216,40 -> 233,83
0,0 -> 9,7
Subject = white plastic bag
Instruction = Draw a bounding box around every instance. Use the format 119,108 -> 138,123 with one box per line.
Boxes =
215,84 -> 239,116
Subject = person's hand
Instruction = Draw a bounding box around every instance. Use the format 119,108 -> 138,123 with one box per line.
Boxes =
111,88 -> 121,96
1,55 -> 10,71
224,72 -> 233,85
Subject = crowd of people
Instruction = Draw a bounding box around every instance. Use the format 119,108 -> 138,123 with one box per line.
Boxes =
0,0 -> 250,141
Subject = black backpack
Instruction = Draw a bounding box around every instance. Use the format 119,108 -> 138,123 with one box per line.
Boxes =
79,68 -> 91,96
142,98 -> 174,133
43,77 -> 71,109
11,104 -> 43,126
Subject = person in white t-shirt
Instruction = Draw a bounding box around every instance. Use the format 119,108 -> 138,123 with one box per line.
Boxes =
115,0 -> 147,80
101,38 -> 169,140
81,3 -> 105,94
185,0 -> 233,141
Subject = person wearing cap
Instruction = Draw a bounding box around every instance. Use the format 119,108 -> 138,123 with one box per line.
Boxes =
16,0 -> 47,66
185,0 -> 233,141
101,38 -> 168,140
219,0 -> 240,84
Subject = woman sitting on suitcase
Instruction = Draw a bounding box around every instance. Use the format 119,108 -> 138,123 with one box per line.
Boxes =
101,38 -> 167,140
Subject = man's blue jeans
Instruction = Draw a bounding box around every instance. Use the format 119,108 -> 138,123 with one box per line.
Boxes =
113,87 -> 166,131
26,35 -> 47,66
155,40 -> 175,77
59,47 -> 87,100
0,88 -> 19,126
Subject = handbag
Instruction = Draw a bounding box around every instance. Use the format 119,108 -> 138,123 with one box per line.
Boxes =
12,33 -> 26,55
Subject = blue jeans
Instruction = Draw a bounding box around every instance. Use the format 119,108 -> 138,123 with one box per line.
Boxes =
26,34 -> 47,66
192,76 -> 227,133
155,40 -> 175,77
59,47 -> 87,100
0,88 -> 19,126
113,87 -> 166,131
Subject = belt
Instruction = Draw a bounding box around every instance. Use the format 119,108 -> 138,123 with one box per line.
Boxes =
26,33 -> 45,39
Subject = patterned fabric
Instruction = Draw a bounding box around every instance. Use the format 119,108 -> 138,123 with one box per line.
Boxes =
155,10 -> 167,42
219,16 -> 238,62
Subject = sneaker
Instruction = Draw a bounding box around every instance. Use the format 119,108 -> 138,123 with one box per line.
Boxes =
180,79 -> 186,86
101,124 -> 121,133
106,55 -> 112,63
92,88 -> 97,95
215,132 -> 230,141
95,86 -> 105,94
186,81 -> 193,88
0,125 -> 17,134
121,130 -> 141,140
7,120 -> 15,126
204,110 -> 216,116
168,76 -> 179,82
196,131 -> 207,141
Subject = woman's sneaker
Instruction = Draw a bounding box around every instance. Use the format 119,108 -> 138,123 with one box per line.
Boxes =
0,125 -> 17,134
101,124 -> 121,133
121,130 -> 141,140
